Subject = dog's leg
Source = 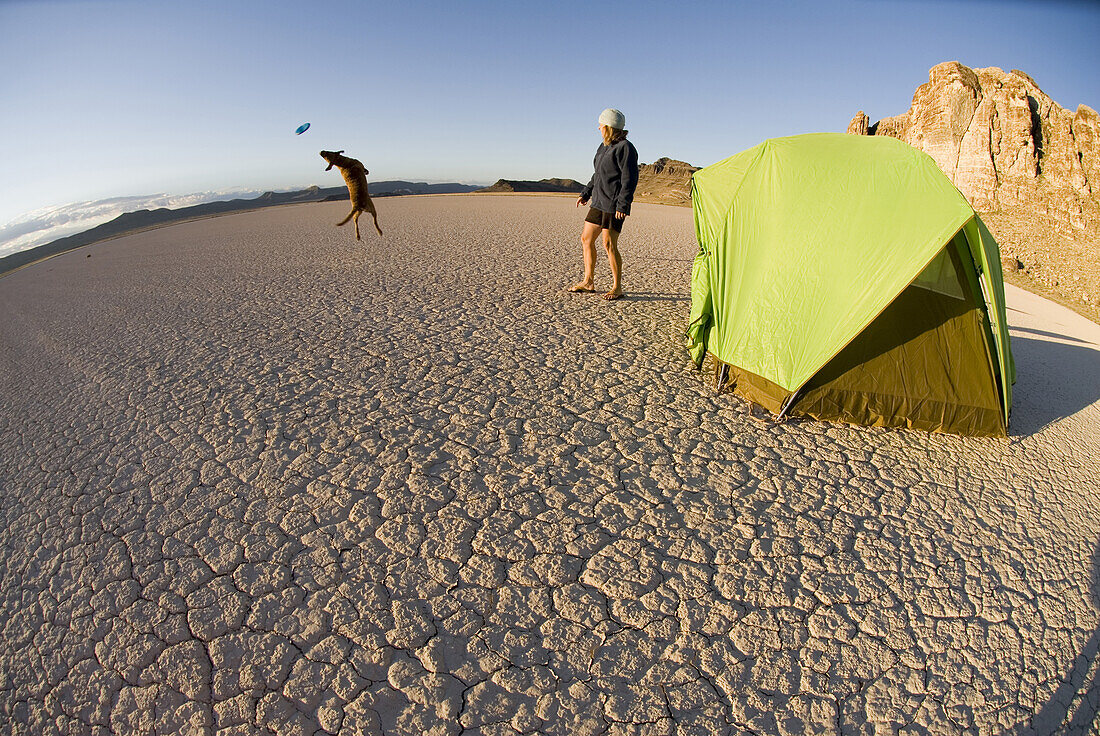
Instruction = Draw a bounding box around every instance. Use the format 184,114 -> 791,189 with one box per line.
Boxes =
352,211 -> 361,240
366,202 -> 383,236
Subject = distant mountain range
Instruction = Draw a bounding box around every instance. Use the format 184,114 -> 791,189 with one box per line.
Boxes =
0,166 -> 704,277
476,178 -> 584,194
474,163 -> 701,205
367,181 -> 485,198
0,181 -> 481,275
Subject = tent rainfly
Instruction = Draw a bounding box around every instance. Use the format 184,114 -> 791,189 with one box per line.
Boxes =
687,133 -> 1015,437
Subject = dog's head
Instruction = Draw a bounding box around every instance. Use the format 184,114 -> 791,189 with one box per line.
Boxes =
320,150 -> 345,171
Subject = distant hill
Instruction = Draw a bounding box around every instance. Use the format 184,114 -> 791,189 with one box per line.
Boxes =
0,181 -> 482,275
476,178 -> 584,194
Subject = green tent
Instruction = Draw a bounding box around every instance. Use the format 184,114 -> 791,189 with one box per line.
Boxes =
687,133 -> 1015,437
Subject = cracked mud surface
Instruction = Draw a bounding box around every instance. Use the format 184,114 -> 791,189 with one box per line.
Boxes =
1,195 -> 1099,735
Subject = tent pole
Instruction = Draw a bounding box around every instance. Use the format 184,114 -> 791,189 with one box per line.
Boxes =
777,389 -> 800,421
715,363 -> 729,392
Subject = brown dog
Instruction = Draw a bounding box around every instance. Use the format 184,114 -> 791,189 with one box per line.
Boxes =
320,150 -> 382,240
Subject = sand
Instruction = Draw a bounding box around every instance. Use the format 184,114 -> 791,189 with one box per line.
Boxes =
0,195 -> 1098,734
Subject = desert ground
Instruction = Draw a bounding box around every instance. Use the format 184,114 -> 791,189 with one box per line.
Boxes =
1,195 -> 1098,735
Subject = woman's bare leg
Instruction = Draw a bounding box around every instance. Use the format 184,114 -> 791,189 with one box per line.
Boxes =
570,221 -> 602,292
603,228 -> 623,300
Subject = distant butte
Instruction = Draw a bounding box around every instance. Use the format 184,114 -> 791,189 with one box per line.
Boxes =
634,158 -> 699,206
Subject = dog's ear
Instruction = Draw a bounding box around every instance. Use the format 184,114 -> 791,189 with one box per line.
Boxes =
335,150 -> 344,156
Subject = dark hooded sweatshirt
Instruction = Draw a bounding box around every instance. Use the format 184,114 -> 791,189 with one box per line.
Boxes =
581,138 -> 639,216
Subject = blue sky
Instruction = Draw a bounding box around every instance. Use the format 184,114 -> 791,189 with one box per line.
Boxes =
1,0 -> 1098,234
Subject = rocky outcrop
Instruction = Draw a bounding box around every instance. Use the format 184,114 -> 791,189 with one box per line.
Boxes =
850,62 -> 1098,222
846,112 -> 869,136
850,62 -> 1100,320
634,158 -> 699,206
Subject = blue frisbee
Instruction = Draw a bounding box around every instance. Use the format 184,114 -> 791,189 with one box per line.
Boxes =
295,122 -> 311,135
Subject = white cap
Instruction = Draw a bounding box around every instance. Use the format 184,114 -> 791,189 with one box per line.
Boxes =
598,108 -> 626,129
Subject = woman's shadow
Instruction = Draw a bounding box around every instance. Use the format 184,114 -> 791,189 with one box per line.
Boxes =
1018,537 -> 1100,733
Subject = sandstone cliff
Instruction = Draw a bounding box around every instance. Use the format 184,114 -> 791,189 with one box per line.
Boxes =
849,62 -> 1100,320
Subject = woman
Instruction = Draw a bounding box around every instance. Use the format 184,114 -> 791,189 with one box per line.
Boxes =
570,108 -> 639,300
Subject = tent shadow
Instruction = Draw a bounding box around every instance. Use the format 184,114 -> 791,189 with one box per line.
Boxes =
1014,537 -> 1100,733
1008,335 -> 1100,437
633,256 -> 694,264
1011,325 -> 1094,346
623,291 -> 690,302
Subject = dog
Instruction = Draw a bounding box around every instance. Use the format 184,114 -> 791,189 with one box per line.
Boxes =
320,150 -> 382,240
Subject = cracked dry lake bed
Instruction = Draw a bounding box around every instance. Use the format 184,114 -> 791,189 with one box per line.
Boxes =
1,195 -> 1099,735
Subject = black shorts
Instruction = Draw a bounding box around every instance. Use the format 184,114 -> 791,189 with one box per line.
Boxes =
585,207 -> 624,233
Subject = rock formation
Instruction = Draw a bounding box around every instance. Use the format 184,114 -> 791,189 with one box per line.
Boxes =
634,158 -> 699,206
849,62 -> 1100,319
846,112 -> 869,136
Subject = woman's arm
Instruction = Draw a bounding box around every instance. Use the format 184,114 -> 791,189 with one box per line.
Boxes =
614,144 -> 639,218
579,174 -> 594,207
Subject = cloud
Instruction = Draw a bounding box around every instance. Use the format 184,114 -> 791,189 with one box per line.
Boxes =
0,190 -> 270,259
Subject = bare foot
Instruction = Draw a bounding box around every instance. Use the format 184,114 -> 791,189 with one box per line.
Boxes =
603,289 -> 623,301
569,282 -> 595,293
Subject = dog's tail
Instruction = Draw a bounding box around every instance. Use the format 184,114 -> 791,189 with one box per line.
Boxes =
336,208 -> 356,227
